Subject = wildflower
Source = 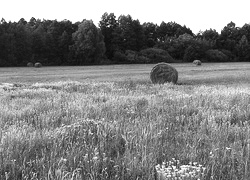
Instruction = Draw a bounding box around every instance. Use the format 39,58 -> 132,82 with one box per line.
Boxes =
162,161 -> 166,169
92,156 -> 98,161
157,130 -> 162,136
83,154 -> 88,161
209,151 -> 214,158
58,157 -> 67,166
155,164 -> 161,170
166,174 -> 172,178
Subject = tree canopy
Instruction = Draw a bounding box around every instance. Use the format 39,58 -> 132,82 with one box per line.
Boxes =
0,13 -> 250,67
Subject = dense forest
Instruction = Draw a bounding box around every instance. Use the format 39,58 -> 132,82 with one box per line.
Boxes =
1,12 -> 250,67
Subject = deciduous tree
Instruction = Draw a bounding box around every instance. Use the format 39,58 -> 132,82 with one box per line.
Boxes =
99,12 -> 118,60
71,20 -> 106,65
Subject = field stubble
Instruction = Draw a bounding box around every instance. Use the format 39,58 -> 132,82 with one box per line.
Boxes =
0,62 -> 250,85
0,63 -> 250,179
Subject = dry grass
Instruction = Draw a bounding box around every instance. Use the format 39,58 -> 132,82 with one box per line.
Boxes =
0,79 -> 250,179
0,63 -> 250,179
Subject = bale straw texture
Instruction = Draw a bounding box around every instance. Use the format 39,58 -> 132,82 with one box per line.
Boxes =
34,62 -> 42,68
27,62 -> 33,67
150,62 -> 178,84
193,60 -> 201,65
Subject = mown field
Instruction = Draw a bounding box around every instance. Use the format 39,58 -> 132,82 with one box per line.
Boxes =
0,62 -> 250,85
0,62 -> 250,180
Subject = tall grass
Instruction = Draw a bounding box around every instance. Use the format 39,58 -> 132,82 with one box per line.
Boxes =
0,80 -> 250,179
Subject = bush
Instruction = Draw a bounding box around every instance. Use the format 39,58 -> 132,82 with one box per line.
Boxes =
99,58 -> 113,65
220,49 -> 236,62
125,50 -> 151,63
112,51 -> 128,63
27,62 -> 33,67
139,48 -> 175,63
34,62 -> 42,68
183,45 -> 206,62
205,49 -> 228,62
125,50 -> 137,63
136,55 -> 151,63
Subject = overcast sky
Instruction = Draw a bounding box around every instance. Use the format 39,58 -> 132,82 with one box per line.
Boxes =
1,0 -> 250,34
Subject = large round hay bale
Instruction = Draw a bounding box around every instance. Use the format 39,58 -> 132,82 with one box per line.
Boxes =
34,62 -> 42,68
193,60 -> 201,65
27,62 -> 33,67
150,62 -> 178,84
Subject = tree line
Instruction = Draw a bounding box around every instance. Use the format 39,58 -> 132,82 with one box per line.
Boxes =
1,13 -> 250,67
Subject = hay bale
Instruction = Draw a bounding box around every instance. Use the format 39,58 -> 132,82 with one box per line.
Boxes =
34,62 -> 42,68
193,60 -> 201,65
150,62 -> 178,84
27,62 -> 33,67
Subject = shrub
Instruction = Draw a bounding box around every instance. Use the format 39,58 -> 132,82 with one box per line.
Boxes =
99,58 -> 113,65
205,49 -> 228,62
139,48 -> 175,63
183,45 -> 205,62
125,50 -> 137,63
34,62 -> 42,68
112,51 -> 128,63
136,55 -> 151,63
220,49 -> 236,62
193,60 -> 202,65
150,62 -> 178,84
27,62 -> 33,67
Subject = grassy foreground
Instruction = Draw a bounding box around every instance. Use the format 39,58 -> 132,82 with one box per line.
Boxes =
0,63 -> 250,179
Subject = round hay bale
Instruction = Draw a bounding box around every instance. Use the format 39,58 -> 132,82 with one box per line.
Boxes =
193,60 -> 201,65
150,62 -> 178,84
34,62 -> 42,68
27,62 -> 33,67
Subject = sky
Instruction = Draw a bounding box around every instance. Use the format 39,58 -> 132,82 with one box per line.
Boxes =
1,0 -> 250,34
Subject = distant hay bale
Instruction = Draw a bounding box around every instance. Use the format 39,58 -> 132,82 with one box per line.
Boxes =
150,62 -> 178,84
193,60 -> 201,65
27,62 -> 33,67
34,62 -> 42,68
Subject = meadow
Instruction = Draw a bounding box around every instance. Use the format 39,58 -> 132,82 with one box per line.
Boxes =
0,62 -> 250,180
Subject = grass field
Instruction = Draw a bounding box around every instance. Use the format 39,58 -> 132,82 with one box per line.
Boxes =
1,62 -> 250,85
0,62 -> 250,180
